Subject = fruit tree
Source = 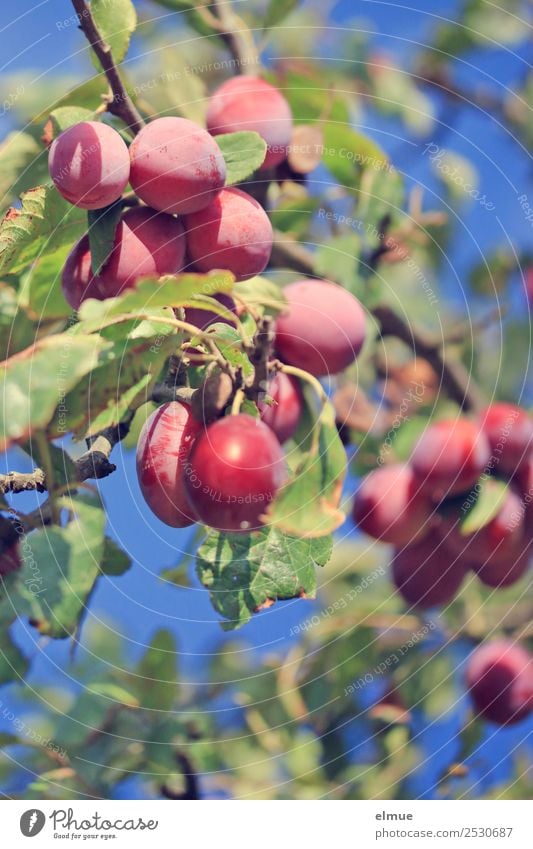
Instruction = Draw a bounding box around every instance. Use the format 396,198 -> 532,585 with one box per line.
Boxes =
0,0 -> 531,802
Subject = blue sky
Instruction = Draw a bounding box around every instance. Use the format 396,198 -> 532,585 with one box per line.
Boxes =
1,0 -> 532,799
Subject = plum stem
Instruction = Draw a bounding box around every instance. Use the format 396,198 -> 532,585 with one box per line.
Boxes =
231,388 -> 245,415
273,360 -> 329,408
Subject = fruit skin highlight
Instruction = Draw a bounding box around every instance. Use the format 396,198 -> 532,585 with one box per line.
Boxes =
465,640 -> 533,725
136,402 -> 202,528
275,279 -> 367,377
206,76 -> 293,170
184,414 -> 288,533
49,120 -> 130,209
184,187 -> 273,282
129,116 -> 226,214
62,207 -> 187,308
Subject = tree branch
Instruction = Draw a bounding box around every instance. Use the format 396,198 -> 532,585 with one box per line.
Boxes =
245,315 -> 275,401
372,305 -> 484,412
160,753 -> 200,801
271,231 -> 483,412
71,0 -> 145,134
212,0 -> 259,73
0,414 -> 137,539
0,469 -> 46,496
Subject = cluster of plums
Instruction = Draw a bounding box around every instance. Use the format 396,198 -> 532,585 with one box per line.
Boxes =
136,275 -> 367,533
353,403 -> 533,609
41,73 -> 533,729
48,77 -> 295,310
46,71 -> 369,532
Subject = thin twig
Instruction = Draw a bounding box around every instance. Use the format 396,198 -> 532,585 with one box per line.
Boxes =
71,0 -> 145,134
212,0 -> 259,72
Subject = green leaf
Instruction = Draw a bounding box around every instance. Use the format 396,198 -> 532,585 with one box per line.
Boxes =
122,400 -> 157,450
0,732 -> 19,746
137,629 -> 178,711
280,71 -> 350,125
390,415 -> 430,463
460,478 -> 508,536
322,123 -> 389,190
90,682 -> 139,708
90,0 -> 137,69
0,333 -> 108,451
266,391 -> 347,537
76,271 -> 235,331
44,106 -> 94,142
160,563 -> 191,587
35,77 -> 108,122
262,0 -> 302,29
0,633 -> 28,686
21,440 -> 77,490
234,276 -> 287,316
147,0 -> 226,41
270,197 -> 321,237
429,149 -> 478,204
0,185 -> 86,276
53,334 -> 174,438
197,527 -> 333,630
0,283 -> 35,358
0,600 -> 28,686
100,538 -> 132,576
88,200 -> 123,275
209,323 -> 254,379
0,132 -> 43,211
217,132 -> 267,185
19,244 -> 73,320
314,234 -> 363,297
356,166 -> 405,242
469,250 -> 515,296
370,61 -> 434,135
17,494 -> 106,638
